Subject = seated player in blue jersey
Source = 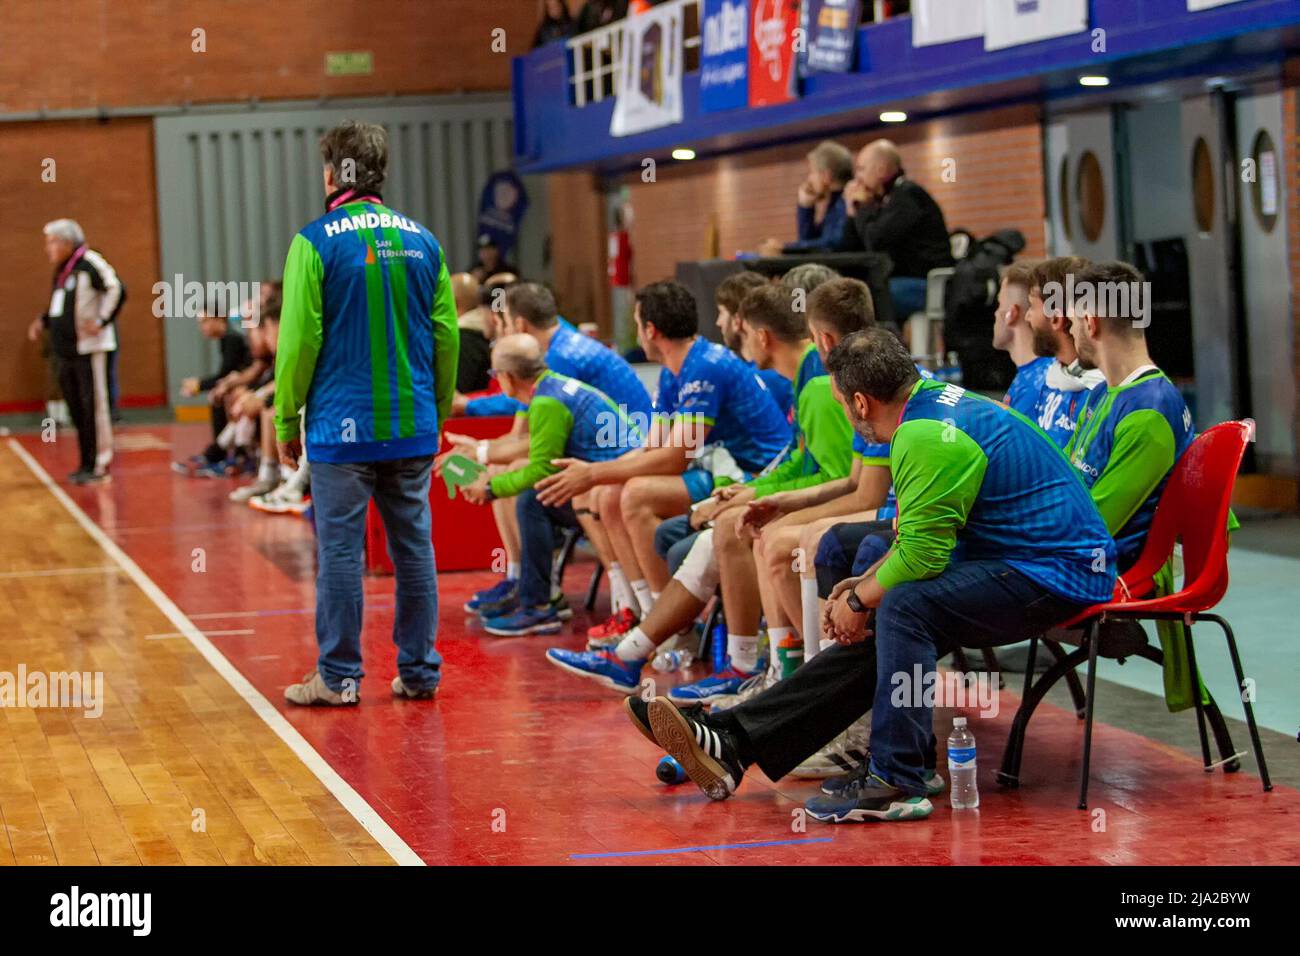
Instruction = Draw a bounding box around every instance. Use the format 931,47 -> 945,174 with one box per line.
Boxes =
1023,256 -> 1106,446
993,259 -> 1052,417
1063,260 -> 1195,567
449,282 -> 652,617
622,328 -> 1117,823
613,264 -> 844,648
1065,259 -> 1208,709
533,280 -> 792,636
543,282 -> 855,693
458,335 -> 645,635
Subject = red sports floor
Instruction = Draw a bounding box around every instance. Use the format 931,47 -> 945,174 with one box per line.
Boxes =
7,424 -> 1298,865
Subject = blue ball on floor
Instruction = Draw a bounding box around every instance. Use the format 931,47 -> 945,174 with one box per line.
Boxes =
656,754 -> 686,785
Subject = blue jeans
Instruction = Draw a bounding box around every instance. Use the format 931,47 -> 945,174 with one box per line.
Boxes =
868,561 -> 1082,794
889,276 -> 928,319
516,488 -> 579,608
311,456 -> 441,694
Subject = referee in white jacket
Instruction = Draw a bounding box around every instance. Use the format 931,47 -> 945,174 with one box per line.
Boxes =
26,219 -> 124,485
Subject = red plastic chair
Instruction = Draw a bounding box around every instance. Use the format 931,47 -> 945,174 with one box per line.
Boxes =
1012,421 -> 1272,809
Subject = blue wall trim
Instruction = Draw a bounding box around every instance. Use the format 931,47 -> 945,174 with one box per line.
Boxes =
513,0 -> 1300,175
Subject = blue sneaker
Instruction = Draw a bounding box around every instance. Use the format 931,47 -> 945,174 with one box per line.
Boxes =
805,772 -> 934,823
193,460 -> 229,479
668,666 -> 757,704
464,578 -> 516,614
821,760 -> 947,797
545,648 -> 643,694
482,605 -> 564,637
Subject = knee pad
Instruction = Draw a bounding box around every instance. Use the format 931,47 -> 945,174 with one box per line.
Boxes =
675,529 -> 720,602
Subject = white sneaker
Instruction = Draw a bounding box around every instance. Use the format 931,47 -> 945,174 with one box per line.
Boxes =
249,484 -> 308,514
790,718 -> 871,779
709,666 -> 777,713
230,477 -> 279,503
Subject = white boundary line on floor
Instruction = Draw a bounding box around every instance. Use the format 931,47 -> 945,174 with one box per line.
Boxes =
8,438 -> 424,867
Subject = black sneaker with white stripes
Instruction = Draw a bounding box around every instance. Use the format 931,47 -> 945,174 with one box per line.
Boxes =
646,696 -> 744,801
622,694 -> 706,747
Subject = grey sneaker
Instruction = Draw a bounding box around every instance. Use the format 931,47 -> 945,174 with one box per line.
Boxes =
284,670 -> 356,706
391,676 -> 437,700
230,477 -> 279,503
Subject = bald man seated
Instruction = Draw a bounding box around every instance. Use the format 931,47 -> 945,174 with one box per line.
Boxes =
837,139 -> 954,320
458,334 -> 646,637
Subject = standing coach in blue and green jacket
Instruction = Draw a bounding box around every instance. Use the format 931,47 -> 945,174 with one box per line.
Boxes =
274,120 -> 459,707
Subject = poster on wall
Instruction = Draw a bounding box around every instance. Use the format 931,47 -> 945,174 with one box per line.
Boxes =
983,0 -> 1087,52
610,3 -> 685,137
912,0 -> 984,47
1187,0 -> 1248,8
700,0 -> 750,113
749,0 -> 801,107
475,172 -> 529,259
801,0 -> 862,74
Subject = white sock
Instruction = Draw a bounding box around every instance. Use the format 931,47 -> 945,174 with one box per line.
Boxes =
615,627 -> 656,663
801,577 -> 822,662
651,590 -> 661,603
727,633 -> 760,674
279,463 -> 294,482
608,563 -> 634,615
768,625 -> 794,662
631,580 -> 654,616
284,461 -> 309,492
507,561 -> 521,581
258,458 -> 278,483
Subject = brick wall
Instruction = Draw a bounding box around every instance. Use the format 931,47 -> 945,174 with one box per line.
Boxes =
0,120 -> 164,409
619,104 -> 1047,285
0,0 -> 542,112
547,171 -> 612,333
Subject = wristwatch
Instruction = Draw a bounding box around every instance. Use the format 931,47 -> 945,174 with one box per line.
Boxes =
845,586 -> 867,614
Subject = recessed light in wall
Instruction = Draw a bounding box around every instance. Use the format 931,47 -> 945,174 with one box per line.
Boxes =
1078,75 -> 1110,87
880,111 -> 907,123
671,148 -> 696,161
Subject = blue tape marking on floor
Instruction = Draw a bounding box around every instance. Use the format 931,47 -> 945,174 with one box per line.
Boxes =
570,836 -> 833,859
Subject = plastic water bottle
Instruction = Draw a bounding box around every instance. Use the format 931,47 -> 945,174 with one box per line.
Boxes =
652,649 -> 694,673
656,755 -> 686,784
947,717 -> 979,809
711,619 -> 727,673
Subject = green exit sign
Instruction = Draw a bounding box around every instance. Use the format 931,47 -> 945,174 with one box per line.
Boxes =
326,51 -> 374,76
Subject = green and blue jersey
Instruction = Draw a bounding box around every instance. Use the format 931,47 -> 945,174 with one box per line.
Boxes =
877,379 -> 1116,605
747,344 -> 854,497
275,195 -> 459,463
853,363 -> 933,519
1065,368 -> 1195,567
490,371 -> 645,498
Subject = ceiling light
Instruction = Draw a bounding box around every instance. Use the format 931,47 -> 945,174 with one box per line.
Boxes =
880,110 -> 908,123
1079,75 -> 1110,87
671,148 -> 696,161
